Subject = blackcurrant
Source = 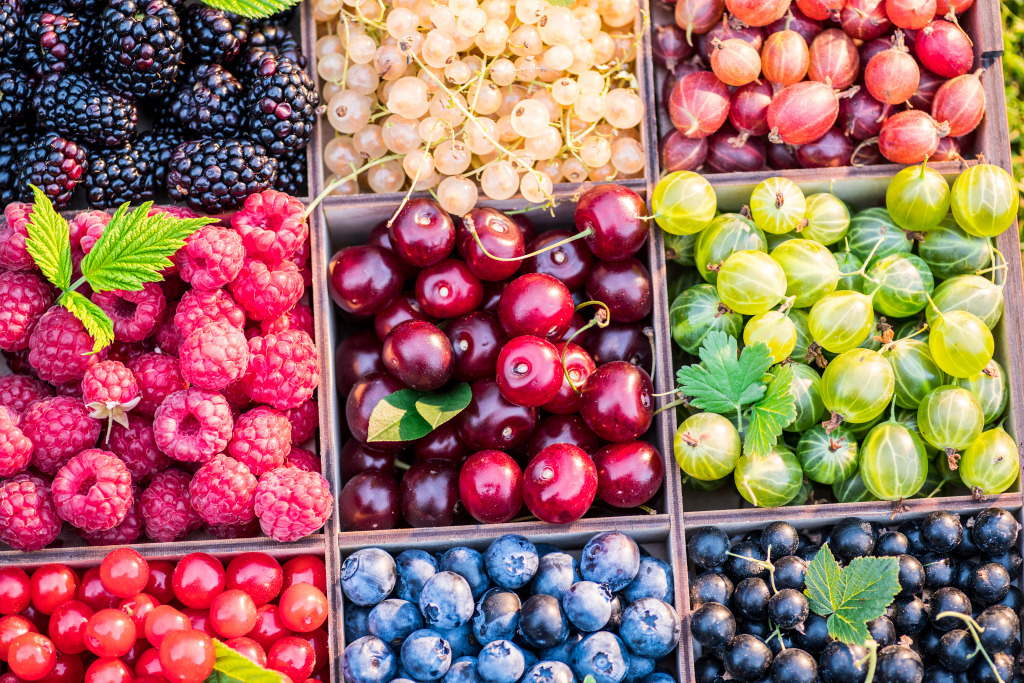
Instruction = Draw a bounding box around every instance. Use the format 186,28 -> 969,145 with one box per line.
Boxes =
732,578 -> 771,621
796,544 -> 819,563
921,666 -> 958,683
773,556 -> 808,591
937,629 -> 976,672
868,615 -> 897,648
971,508 -> 1019,555
829,518 -> 877,563
768,589 -> 809,630
921,512 -> 964,554
738,618 -> 771,639
976,605 -> 1019,653
993,585 -> 1023,616
723,634 -> 772,681
983,548 -> 1023,579
930,587 -> 972,632
818,640 -> 867,683
760,522 -> 800,559
953,560 -> 977,594
969,562 -> 1011,604
794,613 -> 830,656
917,625 -> 944,659
689,526 -> 732,570
724,542 -> 768,582
951,515 -> 979,559
897,554 -> 926,596
692,601 -> 736,649
922,553 -> 956,590
969,650 -> 1014,683
876,530 -> 911,557
766,628 -> 796,656
898,519 -> 930,556
771,647 -> 817,683
691,571 -> 735,609
694,655 -> 725,683
874,645 -> 924,683
889,595 -> 930,636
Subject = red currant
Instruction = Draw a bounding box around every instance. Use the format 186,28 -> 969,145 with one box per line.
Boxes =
171,554 -> 225,609
299,628 -> 328,674
209,590 -> 257,639
0,615 -> 36,661
281,557 -> 326,594
496,335 -> 563,407
143,562 -> 175,605
8,632 -> 56,681
224,637 -> 267,667
225,554 -> 283,607
143,606 -> 190,649
277,585 -> 327,634
134,647 -> 164,678
118,593 -> 159,636
84,657 -> 133,683
458,450 -> 524,524
76,569 -> 119,613
523,443 -> 598,524
83,609 -> 136,658
182,608 -> 217,639
0,568 -> 30,616
246,605 -> 292,651
267,636 -> 316,683
30,566 -> 77,616
159,630 -> 215,683
37,652 -> 83,683
47,601 -> 93,655
99,549 -> 150,599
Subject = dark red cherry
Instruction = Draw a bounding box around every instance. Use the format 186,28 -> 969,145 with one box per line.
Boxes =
388,198 -> 456,267
334,331 -> 384,396
457,208 -> 525,281
521,230 -> 595,291
511,214 -> 537,245
413,421 -> 471,463
580,361 -> 653,443
328,245 -> 403,316
400,460 -> 460,527
339,439 -> 397,479
446,312 -> 508,384
522,444 -> 597,524
382,320 -> 454,391
373,292 -> 434,341
458,450 -> 524,524
415,259 -> 483,319
542,342 -> 595,415
527,415 -> 603,458
593,441 -> 665,509
339,471 -> 400,531
574,185 -> 649,261
346,371 -> 407,450
558,313 -> 590,345
586,258 -> 653,323
582,323 -> 653,373
368,221 -> 417,279
498,273 -> 574,341
456,379 -> 538,452
496,335 -> 563,408
480,280 -> 509,314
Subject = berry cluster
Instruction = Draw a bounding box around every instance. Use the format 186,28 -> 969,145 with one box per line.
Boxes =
329,185 -> 667,531
0,189 -> 329,551
687,507 -> 1022,683
0,3 -> 317,211
0,548 -> 330,683
341,531 -> 681,683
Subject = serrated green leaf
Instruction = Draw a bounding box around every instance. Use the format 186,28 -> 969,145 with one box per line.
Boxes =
415,383 -> 472,429
744,364 -> 797,458
24,185 -> 71,290
827,612 -> 872,645
367,388 -> 433,442
838,556 -> 902,623
200,0 -> 300,19
60,290 -> 114,353
205,639 -> 285,683
675,332 -> 773,416
805,543 -> 845,618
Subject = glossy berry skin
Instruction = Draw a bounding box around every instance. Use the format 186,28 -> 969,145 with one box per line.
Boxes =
278,584 -> 328,633
83,609 -> 136,658
688,527 -> 732,570
542,343 -> 595,415
772,648 -> 817,683
31,565 -> 78,615
159,629 -> 215,683
172,554 -> 225,610
689,572 -> 733,609
586,258 -> 653,323
768,589 -> 809,629
456,380 -> 538,452
829,518 -> 877,563
334,331 -> 385,396
498,274 -> 574,341
209,589 -> 258,639
760,522 -> 800,558
8,632 -> 56,681
413,422 -> 471,464
527,415 -> 601,458
723,634 -> 772,681
921,511 -> 963,554
522,229 -> 595,291
930,587 -> 971,631
339,471 -> 400,532
282,556 -> 327,594
971,508 -> 1019,555
593,441 -> 665,508
458,208 -> 525,281
875,645 -> 923,683
445,312 -> 508,384
346,372 -> 407,451
400,459 -> 460,528
329,245 -> 403,316
970,562 -> 1011,604
247,605 -> 293,651
415,260 -> 484,319
143,606 -> 190,648
519,595 -> 568,649
388,198 -> 456,267
976,605 -> 1019,653
373,292 -> 434,342
268,636 -> 317,682
99,548 -> 149,599
691,602 -> 736,649
225,553 -> 283,607
225,636 -> 267,667
48,600 -> 93,654
582,322 -> 652,371
574,184 -> 649,261
0,614 -> 36,661
522,444 -> 597,524
381,320 -> 454,391
580,361 -> 653,442
458,450 -> 523,524
0,568 -> 31,616
496,335 -> 563,408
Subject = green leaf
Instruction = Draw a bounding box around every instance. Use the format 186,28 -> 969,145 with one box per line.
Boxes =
204,639 -> 285,683
415,383 -> 472,429
60,291 -> 114,353
546,0 -> 575,5
24,185 -> 72,290
675,332 -> 773,415
744,364 -> 797,457
367,389 -> 433,443
805,543 -> 844,618
199,0 -> 300,19
80,202 -> 215,293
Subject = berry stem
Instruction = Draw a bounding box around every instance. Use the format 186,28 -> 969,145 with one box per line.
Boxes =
934,611 -> 1005,683
858,640 -> 878,683
560,301 -> 611,395
303,154 -> 404,218
463,217 -> 594,263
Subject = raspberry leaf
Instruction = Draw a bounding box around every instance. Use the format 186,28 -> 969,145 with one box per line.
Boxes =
743,364 -> 796,458
415,383 -> 472,429
59,290 -> 114,353
200,0 -> 300,19
367,388 -> 433,442
205,639 -> 285,683
24,184 -> 72,291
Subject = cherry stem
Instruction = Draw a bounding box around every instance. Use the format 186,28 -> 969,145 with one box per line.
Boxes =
394,460 -> 411,471
934,611 -> 1004,683
464,218 -> 593,262
652,397 -> 688,415
644,326 -> 656,384
560,302 -> 611,395
637,504 -> 658,515
303,154 -> 404,219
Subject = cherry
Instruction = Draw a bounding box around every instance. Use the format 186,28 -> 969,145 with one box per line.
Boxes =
480,279 -> 509,313
225,554 -> 283,607
582,322 -> 653,372
143,606 -> 189,649
328,245 -> 403,316
209,590 -> 257,639
119,637 -> 150,671
135,648 -> 164,677
301,628 -> 329,674
0,615 -> 36,661
31,566 -> 78,616
527,415 -> 603,458
367,220 -> 417,279
523,444 -> 598,524
225,637 -> 267,667
281,557 -> 327,594
456,379 -> 538,452
334,331 -> 385,396
18,605 -> 48,634
39,652 -> 83,683
400,459 -> 461,527
278,585 -> 328,633
8,633 -> 55,681
496,335 -> 563,408
415,259 -> 483,319
373,292 -> 434,341
183,608 -> 217,639
512,213 -> 537,244
76,569 -> 118,613
267,636 -> 316,683
445,311 -> 508,384
99,548 -> 149,599
586,258 -> 653,323
543,342 -> 596,415
246,605 -> 293,651
83,609 -> 135,658
389,197 -> 457,266
158,629 -> 215,683
574,184 -> 649,261
382,320 -> 454,391
413,421 -> 471,463
339,470 -> 400,531
118,594 -> 159,639
346,371 -> 407,450
48,601 -> 93,655
522,229 -> 595,291
457,208 -> 525,281
143,562 -> 175,606
594,441 -> 665,508
84,657 -> 132,683
558,313 -> 590,345
580,361 -> 654,443
497,273 -> 574,341
0,568 -> 30,616
171,554 -> 225,610
339,439 -> 397,479
459,450 -> 524,524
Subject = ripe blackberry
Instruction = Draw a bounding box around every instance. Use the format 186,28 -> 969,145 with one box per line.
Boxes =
21,8 -> 91,76
246,55 -> 321,157
0,69 -> 30,122
99,0 -> 183,99
83,142 -> 157,208
236,24 -> 303,81
135,128 -> 181,189
274,150 -> 308,196
32,71 -> 138,147
181,5 -> 249,64
171,63 -> 246,138
167,138 -> 277,213
0,124 -> 34,204
0,0 -> 22,60
16,132 -> 88,209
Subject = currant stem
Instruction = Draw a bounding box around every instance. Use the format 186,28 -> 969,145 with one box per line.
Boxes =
303,154 -> 404,219
860,640 -> 879,683
464,218 -> 593,262
934,611 -> 1005,683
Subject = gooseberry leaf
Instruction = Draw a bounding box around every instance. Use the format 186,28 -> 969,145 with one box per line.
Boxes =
205,639 -> 285,683
675,331 -> 773,418
23,185 -> 72,290
59,290 -> 114,353
368,385 -> 473,442
743,364 -> 796,458
415,383 -> 472,429
199,0 -> 300,19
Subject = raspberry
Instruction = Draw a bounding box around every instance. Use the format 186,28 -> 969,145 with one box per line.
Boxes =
260,303 -> 314,337
0,374 -> 53,413
3,349 -> 33,375
0,270 -> 54,351
0,203 -> 34,271
153,387 -> 233,462
150,205 -> 202,220
0,406 -> 32,477
0,474 -> 62,551
228,406 -> 291,475
68,210 -> 111,253
81,360 -> 141,435
107,415 -> 169,482
189,454 -> 257,526
177,225 -> 245,290
21,395 -> 101,475
243,330 -> 318,410
91,283 -> 167,343
220,379 -> 251,411
80,487 -> 143,546
154,308 -> 183,355
232,190 -> 307,261
140,468 -> 202,542
253,467 -> 332,542
229,258 -> 304,321
205,519 -> 259,539
28,305 -> 108,384
287,239 -> 312,287
283,398 -> 318,444
174,288 -> 245,339
51,448 -> 133,531
129,352 -> 187,417
179,321 -> 250,391
284,446 -> 320,474
106,339 -> 155,366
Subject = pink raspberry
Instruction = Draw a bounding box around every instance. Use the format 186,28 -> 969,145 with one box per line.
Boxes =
0,406 -> 32,478
205,519 -> 260,539
0,204 -> 35,271
140,468 -> 202,542
229,258 -> 304,321
21,396 -> 101,475
220,379 -> 252,411
283,399 -> 318,444
0,374 -> 53,414
69,211 -> 112,253
52,448 -> 133,531
179,321 -> 250,391
177,226 -> 245,290
3,349 -> 33,375
189,454 -> 258,526
106,339 -> 156,366
244,330 -> 319,410
80,487 -> 143,546
154,308 -> 183,355
174,288 -> 246,339
228,406 -> 291,475
91,283 -> 167,343
107,415 -> 169,482
232,190 -> 308,261
28,306 -> 108,384
260,303 -> 315,337
0,474 -> 62,551
81,360 -> 141,434
253,467 -> 333,542
129,353 -> 188,418
0,270 -> 54,351
150,205 -> 201,220
285,446 -> 321,474
153,387 -> 233,462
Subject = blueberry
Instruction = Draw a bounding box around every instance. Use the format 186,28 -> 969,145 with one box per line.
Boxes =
562,581 -> 614,632
539,631 -> 582,664
581,532 -> 641,591
520,594 -> 569,649
622,556 -> 674,604
485,535 -> 540,589
397,549 -> 439,603
522,648 -> 539,672
420,571 -> 475,630
619,597 -> 680,659
571,631 -> 632,683
368,599 -> 425,650
641,672 -> 675,683
437,622 -> 481,660
342,635 -> 398,683
441,548 -> 491,600
473,588 -> 522,645
401,629 -> 453,681
477,639 -> 526,683
345,604 -> 372,641
522,661 -> 574,683
536,543 -> 561,556
624,653 -> 655,682
532,553 -> 580,600
443,657 -> 483,683
343,549 -> 397,606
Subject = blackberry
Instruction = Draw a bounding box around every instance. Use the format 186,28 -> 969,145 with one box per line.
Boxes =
16,131 -> 87,208
273,150 -> 307,196
0,68 -> 31,123
166,138 -> 277,213
181,5 -> 249,64
0,123 -> 34,203
20,8 -> 90,76
0,0 -> 22,59
83,142 -> 156,208
99,0 -> 183,100
32,72 -> 138,147
171,63 -> 246,137
135,128 -> 180,189
236,24 -> 303,81
246,55 -> 320,157
255,5 -> 296,28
